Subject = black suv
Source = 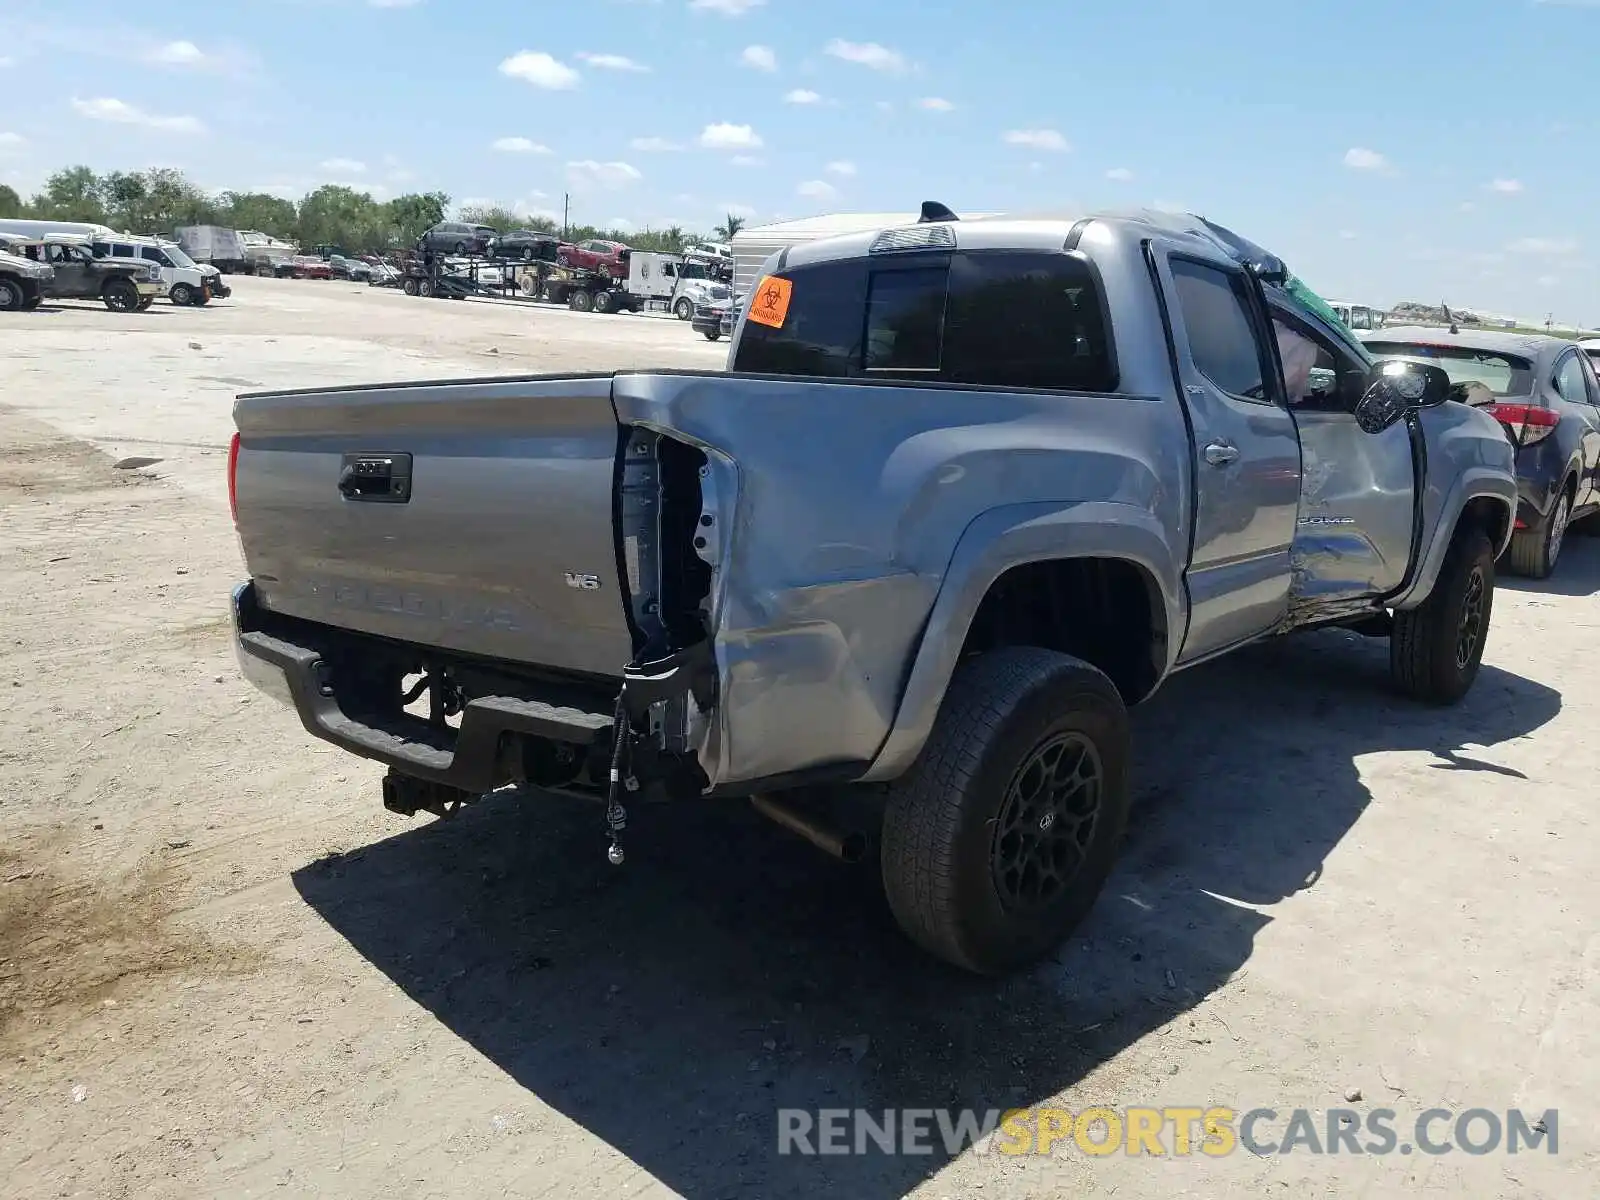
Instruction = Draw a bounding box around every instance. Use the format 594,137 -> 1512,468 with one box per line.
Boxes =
494,229 -> 561,263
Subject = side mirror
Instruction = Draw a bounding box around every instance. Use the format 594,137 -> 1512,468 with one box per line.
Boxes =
1354,360 -> 1452,434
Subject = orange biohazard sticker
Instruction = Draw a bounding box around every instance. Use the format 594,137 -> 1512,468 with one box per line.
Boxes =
746,275 -> 793,329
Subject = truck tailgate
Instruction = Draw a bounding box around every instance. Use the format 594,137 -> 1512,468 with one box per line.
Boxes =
232,374 -> 634,679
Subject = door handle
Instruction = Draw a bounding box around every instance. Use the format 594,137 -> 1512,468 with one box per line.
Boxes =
1203,441 -> 1240,466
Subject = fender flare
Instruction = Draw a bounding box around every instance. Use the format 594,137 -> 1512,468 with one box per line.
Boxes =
1390,466 -> 1517,610
858,500 -> 1184,783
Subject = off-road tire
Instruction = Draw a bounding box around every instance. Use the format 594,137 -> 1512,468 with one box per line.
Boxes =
0,278 -> 24,310
674,297 -> 694,321
102,278 -> 139,312
1391,525 -> 1495,705
880,646 -> 1131,975
170,283 -> 195,306
1506,488 -> 1571,578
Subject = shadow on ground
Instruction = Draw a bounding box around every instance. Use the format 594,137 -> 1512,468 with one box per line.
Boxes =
1497,535 -> 1600,598
294,628 -> 1559,1199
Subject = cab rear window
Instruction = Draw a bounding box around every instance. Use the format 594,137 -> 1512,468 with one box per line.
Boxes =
732,250 -> 1117,393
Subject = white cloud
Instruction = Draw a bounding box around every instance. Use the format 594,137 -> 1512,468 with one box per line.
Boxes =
699,122 -> 763,150
798,179 -> 837,200
70,96 -> 204,134
577,52 -> 648,71
1460,201 -> 1478,213
566,159 -> 642,189
1003,128 -> 1069,152
1537,274 -> 1559,287
0,56 -> 14,68
147,40 -> 209,67
824,39 -> 906,72
630,136 -> 683,152
0,132 -> 25,151
1105,167 -> 1134,182
689,0 -> 766,13
720,202 -> 758,219
729,155 -> 764,167
741,44 -> 777,71
918,97 -> 955,112
784,88 -> 822,104
1342,146 -> 1386,170
1488,178 -> 1524,194
321,157 -> 367,173
1338,230 -> 1357,240
491,137 -> 551,154
1507,237 -> 1578,255
500,51 -> 580,89
825,160 -> 856,176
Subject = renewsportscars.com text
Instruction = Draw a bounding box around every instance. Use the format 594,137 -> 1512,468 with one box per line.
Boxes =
776,1106 -> 1558,1158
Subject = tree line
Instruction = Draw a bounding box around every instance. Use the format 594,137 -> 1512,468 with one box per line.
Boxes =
0,167 -> 749,256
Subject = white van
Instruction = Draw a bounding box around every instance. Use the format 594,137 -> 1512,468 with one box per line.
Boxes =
0,219 -> 222,305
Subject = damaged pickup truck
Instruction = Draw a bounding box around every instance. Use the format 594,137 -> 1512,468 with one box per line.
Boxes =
229,205 -> 1517,974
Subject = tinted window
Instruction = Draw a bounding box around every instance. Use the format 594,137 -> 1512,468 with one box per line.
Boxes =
733,250 -> 1116,392
864,267 -> 945,371
1554,353 -> 1589,404
1170,258 -> 1266,399
139,246 -> 162,262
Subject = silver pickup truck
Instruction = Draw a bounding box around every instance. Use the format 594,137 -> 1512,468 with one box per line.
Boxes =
229,206 -> 1517,975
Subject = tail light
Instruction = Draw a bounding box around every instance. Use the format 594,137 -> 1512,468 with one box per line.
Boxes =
227,431 -> 240,523
1484,402 -> 1559,447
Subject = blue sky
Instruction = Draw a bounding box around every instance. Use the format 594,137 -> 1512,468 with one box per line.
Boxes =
0,0 -> 1595,322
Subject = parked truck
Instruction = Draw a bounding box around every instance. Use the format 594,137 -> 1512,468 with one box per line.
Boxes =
174,225 -> 249,275
227,205 -> 1517,975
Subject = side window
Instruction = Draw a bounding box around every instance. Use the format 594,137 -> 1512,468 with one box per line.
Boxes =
731,258 -> 866,377
1580,353 -> 1600,405
1272,315 -> 1363,412
1170,258 -> 1269,401
140,246 -> 162,263
1554,352 -> 1589,405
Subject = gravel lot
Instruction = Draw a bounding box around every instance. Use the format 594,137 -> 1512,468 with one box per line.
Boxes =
1,278 -> 1595,1199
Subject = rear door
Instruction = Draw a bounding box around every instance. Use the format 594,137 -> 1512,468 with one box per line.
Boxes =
1153,252 -> 1302,662
1559,350 -> 1600,509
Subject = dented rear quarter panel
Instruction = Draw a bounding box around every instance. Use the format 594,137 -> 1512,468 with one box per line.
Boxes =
611,369 -> 1191,790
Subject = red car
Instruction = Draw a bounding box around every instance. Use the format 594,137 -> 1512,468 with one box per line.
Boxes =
557,238 -> 630,279
275,254 -> 332,280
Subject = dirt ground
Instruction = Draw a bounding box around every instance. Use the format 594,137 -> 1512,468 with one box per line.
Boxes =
1,279 -> 1595,1199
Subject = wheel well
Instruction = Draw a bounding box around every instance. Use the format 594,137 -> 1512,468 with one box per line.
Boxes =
960,557 -> 1166,705
1459,495 -> 1511,552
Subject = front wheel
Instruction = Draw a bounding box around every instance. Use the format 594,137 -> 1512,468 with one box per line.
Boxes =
1390,525 -> 1495,705
0,278 -> 23,310
170,283 -> 195,306
1506,489 -> 1570,579
102,279 -> 140,312
674,297 -> 694,321
880,647 -> 1131,975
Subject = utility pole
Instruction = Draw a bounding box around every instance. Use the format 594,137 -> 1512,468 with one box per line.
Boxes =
562,193 -> 570,240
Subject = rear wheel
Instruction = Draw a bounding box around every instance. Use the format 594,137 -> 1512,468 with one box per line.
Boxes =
703,329 -> 721,341
136,296 -> 153,311
418,279 -> 434,298
569,289 -> 594,313
453,241 -> 467,256
1506,488 -> 1571,578
1391,525 -> 1495,705
170,283 -> 195,306
402,277 -> 418,296
0,278 -> 23,310
881,647 -> 1131,975
522,247 -> 535,262
102,278 -> 139,312
593,289 -> 614,314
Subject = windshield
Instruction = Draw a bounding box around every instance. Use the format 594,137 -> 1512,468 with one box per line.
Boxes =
1364,341 -> 1534,398
679,262 -> 709,280
160,243 -> 197,269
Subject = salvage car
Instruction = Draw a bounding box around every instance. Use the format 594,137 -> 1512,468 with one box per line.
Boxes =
494,230 -> 562,263
1362,327 -> 1600,578
0,243 -> 54,311
276,255 -> 333,280
558,238 -> 630,279
1,233 -> 160,311
227,206 -> 1517,975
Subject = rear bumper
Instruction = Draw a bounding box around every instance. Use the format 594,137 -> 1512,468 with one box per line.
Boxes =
231,581 -> 614,792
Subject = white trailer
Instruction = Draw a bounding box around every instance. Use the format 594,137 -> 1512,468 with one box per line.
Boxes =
730,213 -> 918,294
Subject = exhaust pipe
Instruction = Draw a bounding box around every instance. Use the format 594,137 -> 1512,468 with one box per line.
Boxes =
750,793 -> 867,864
